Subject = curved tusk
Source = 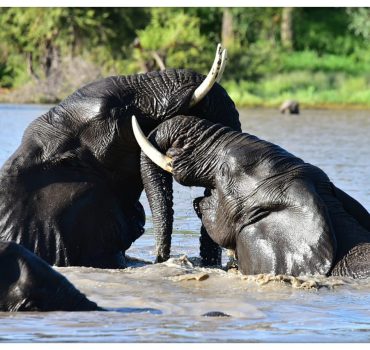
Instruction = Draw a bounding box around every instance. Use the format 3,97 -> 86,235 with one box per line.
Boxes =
189,43 -> 227,107
216,48 -> 227,83
131,115 -> 173,173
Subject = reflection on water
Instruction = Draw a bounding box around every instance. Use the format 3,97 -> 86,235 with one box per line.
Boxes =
0,104 -> 369,342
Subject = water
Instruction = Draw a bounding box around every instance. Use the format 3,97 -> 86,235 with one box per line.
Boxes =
0,104 -> 369,342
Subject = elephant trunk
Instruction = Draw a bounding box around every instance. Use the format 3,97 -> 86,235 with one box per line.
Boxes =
138,116 -> 238,186
141,152 -> 174,262
138,116 -> 237,262
139,120 -> 178,262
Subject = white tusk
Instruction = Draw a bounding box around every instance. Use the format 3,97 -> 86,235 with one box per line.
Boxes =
131,115 -> 173,173
189,43 -> 227,107
216,48 -> 227,83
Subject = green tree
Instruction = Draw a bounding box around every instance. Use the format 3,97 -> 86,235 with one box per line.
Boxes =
221,8 -> 235,48
281,7 -> 294,50
347,8 -> 370,41
0,8 -> 149,85
134,9 -> 210,73
293,8 -> 359,54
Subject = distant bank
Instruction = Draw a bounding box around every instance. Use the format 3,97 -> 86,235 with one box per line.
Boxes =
1,75 -> 370,110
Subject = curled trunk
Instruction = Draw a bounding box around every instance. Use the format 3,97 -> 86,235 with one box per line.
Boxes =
139,116 -> 237,263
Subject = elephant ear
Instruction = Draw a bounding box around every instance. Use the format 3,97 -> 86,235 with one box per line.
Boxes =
236,180 -> 336,276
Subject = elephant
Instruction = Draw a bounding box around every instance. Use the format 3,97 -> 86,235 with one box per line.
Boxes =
0,44 -> 240,268
279,100 -> 300,114
0,241 -> 101,311
134,115 -> 370,278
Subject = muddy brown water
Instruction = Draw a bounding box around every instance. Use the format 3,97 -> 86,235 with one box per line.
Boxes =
0,104 -> 369,342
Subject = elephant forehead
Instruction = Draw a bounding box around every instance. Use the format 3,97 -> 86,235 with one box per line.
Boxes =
133,85 -> 196,121
141,69 -> 203,85
219,132 -> 307,180
135,70 -> 201,100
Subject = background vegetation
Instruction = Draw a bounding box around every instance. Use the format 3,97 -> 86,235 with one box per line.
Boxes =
1,7 -> 370,108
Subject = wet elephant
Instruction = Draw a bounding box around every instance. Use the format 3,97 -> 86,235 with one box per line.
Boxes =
0,45 -> 240,268
135,115 -> 370,278
0,241 -> 101,311
279,100 -> 300,114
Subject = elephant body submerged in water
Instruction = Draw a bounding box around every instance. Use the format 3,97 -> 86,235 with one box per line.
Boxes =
0,241 -> 100,311
0,45 -> 240,268
135,115 -> 370,278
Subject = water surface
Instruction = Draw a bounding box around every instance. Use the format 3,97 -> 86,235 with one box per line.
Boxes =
0,104 -> 369,342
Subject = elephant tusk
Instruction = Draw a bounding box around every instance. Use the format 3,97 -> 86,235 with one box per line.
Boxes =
189,43 -> 227,107
216,48 -> 227,83
131,115 -> 173,173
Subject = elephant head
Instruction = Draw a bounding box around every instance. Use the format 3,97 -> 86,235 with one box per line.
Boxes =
0,241 -> 101,311
37,43 -> 240,181
134,115 -> 343,276
54,44 -> 239,134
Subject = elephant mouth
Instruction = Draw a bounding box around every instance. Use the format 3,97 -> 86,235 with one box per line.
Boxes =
197,190 -> 218,216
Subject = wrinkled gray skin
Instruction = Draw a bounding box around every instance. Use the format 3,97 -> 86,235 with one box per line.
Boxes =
0,241 -> 101,311
141,116 -> 370,278
0,70 -> 240,268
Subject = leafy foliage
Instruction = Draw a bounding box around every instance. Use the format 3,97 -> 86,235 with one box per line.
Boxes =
135,9 -> 210,73
0,7 -> 370,107
0,7 -> 148,84
347,8 -> 370,41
